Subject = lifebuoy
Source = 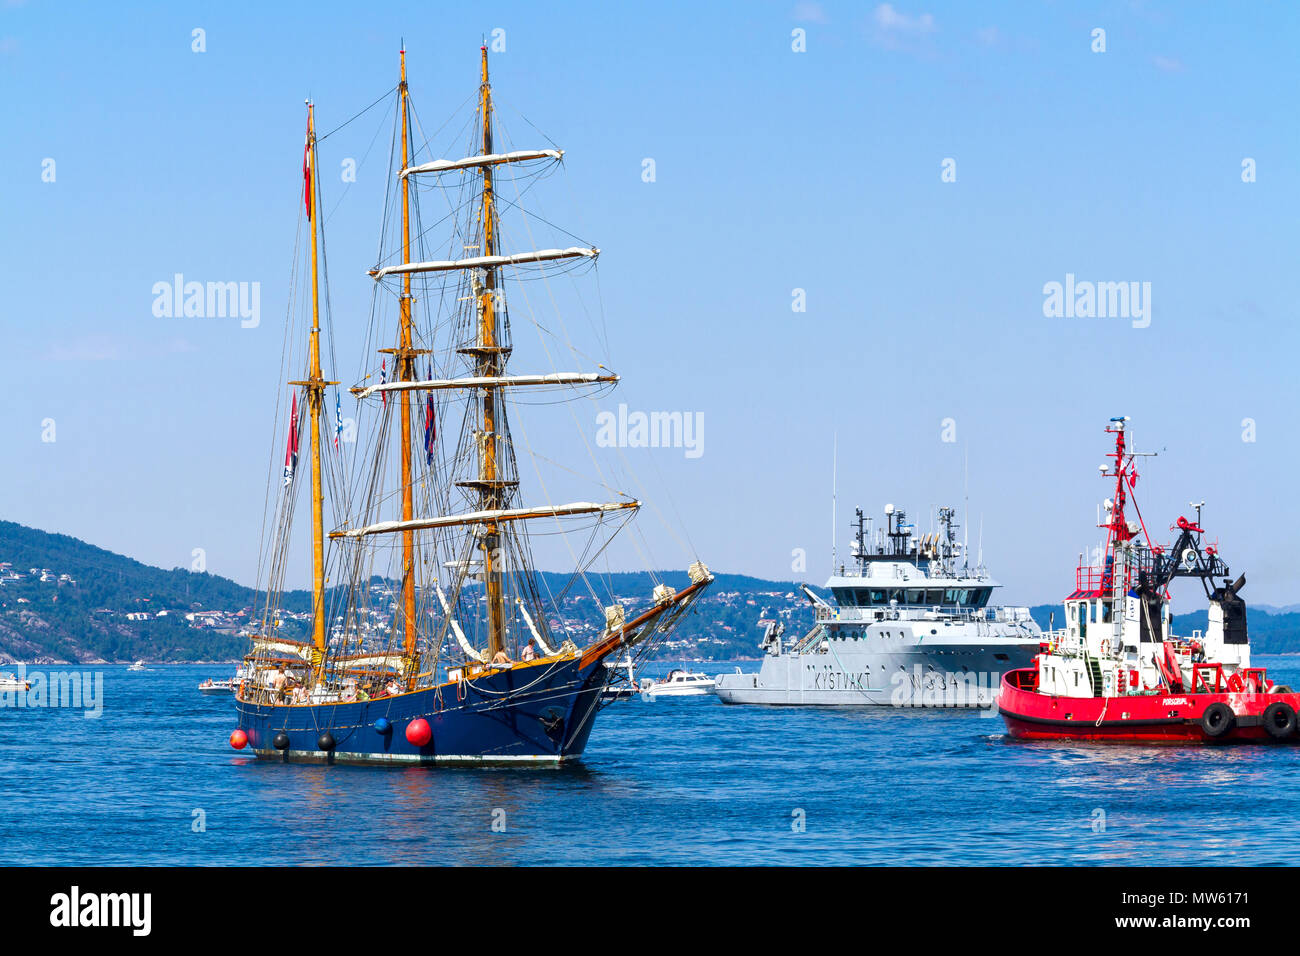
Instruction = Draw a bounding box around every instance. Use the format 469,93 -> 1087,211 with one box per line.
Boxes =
1201,701 -> 1235,738
1263,701 -> 1297,739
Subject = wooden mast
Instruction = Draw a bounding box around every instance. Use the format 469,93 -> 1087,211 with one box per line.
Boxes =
478,44 -> 505,659
305,103 -> 328,673
397,49 -> 419,678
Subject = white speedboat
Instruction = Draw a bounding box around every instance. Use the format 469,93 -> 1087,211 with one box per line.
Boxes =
639,669 -> 717,698
0,672 -> 30,692
198,677 -> 237,696
127,660 -> 147,672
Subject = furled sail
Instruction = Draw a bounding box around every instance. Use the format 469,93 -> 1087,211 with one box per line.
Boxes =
516,598 -> 555,656
250,637 -> 313,660
400,148 -> 563,178
434,583 -> 484,663
352,371 -> 618,400
331,500 -> 638,539
370,247 -> 598,281
332,652 -> 407,670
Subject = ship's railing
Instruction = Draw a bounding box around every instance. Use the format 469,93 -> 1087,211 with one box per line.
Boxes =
1074,565 -> 1116,592
832,566 -> 991,582
1074,550 -> 1153,592
821,604 -> 1037,626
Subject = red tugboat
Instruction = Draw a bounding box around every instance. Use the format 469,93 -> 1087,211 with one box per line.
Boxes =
999,417 -> 1299,743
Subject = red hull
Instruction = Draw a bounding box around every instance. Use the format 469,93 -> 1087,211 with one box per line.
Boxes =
998,669 -> 1300,744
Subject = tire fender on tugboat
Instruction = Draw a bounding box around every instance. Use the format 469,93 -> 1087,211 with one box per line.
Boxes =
1201,701 -> 1235,738
1262,701 -> 1298,739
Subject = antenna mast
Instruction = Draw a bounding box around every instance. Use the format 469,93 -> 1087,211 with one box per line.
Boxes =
831,432 -> 838,572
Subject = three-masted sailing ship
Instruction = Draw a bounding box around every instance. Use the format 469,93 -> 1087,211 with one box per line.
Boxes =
230,46 -> 712,764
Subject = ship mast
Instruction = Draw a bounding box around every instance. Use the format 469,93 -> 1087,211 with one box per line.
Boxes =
477,45 -> 506,658
297,103 -> 330,674
394,50 -> 420,679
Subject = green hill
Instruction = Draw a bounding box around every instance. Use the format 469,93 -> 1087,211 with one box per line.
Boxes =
0,520 -> 296,663
4,517 -> 1294,663
0,520 -> 811,663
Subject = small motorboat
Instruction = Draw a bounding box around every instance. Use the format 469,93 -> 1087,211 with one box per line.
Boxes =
127,660 -> 147,672
639,669 -> 717,698
198,677 -> 237,696
0,672 -> 31,692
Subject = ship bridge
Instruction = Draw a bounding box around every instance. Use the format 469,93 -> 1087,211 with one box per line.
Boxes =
827,504 -> 996,610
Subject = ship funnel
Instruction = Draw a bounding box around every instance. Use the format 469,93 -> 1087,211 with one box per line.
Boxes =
1205,572 -> 1249,670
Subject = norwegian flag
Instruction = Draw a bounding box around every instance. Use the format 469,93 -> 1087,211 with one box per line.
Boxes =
303,127 -> 313,221
283,391 -> 300,487
423,362 -> 437,465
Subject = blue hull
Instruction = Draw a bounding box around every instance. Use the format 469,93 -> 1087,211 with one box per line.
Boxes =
235,656 -> 607,765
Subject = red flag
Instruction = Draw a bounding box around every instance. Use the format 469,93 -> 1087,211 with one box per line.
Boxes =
303,131 -> 313,221
283,391 -> 300,486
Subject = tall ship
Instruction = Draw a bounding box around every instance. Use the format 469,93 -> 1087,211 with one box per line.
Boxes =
999,417 -> 1300,743
229,46 -> 712,764
715,505 -> 1042,706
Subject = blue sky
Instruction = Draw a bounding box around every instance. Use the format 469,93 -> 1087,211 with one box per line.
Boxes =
1,1 -> 1297,606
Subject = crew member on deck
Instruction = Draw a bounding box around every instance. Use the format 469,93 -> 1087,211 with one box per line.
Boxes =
491,648 -> 511,667
521,639 -> 537,662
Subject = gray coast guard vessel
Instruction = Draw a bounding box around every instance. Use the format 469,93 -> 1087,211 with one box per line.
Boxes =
715,505 -> 1042,706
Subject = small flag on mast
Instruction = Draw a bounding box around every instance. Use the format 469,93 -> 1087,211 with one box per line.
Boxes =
423,362 -> 437,465
283,391 -> 300,486
379,359 -> 388,408
334,393 -> 343,449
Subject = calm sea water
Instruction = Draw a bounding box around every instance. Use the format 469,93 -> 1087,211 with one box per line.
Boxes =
4,657 -> 1300,866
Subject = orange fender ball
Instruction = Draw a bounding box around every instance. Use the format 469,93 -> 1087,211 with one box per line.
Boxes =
230,729 -> 249,750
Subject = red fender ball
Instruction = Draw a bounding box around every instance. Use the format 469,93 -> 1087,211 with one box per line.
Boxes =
230,729 -> 249,750
405,718 -> 432,746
